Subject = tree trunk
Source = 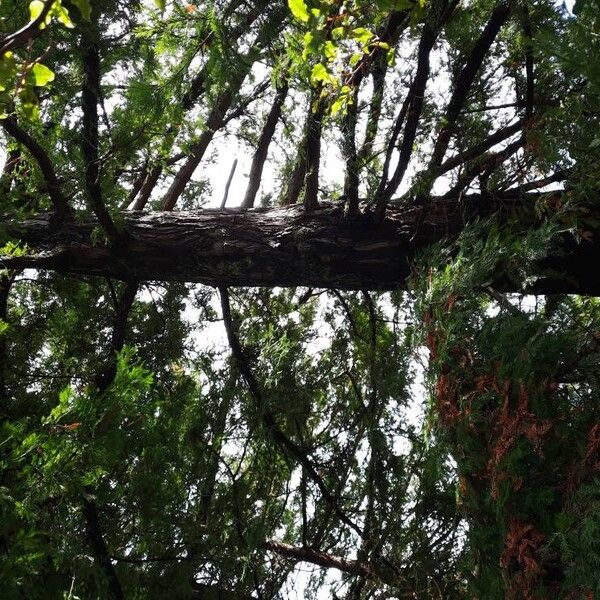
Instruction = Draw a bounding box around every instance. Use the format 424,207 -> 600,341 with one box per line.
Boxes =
3,194 -> 599,294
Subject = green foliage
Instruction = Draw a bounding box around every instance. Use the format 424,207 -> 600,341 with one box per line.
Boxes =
0,0 -> 598,597
0,0 -> 91,120
412,218 -> 600,597
285,0 -> 412,114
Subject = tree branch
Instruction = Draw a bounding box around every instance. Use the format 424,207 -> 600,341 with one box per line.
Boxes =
438,120 -> 523,176
303,95 -> 324,211
82,496 -> 124,600
373,23 -> 437,220
5,193 -> 600,295
81,26 -> 121,243
1,117 -> 70,218
127,0 -> 272,210
342,86 -> 360,215
0,0 -> 53,56
521,4 -> 535,122
94,280 -> 138,392
263,539 -> 375,580
442,136 -> 523,197
427,1 -> 512,173
242,80 -> 288,208
161,8 -> 287,211
219,286 -> 363,536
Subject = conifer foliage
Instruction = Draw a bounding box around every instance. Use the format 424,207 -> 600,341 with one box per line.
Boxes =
0,0 -> 599,598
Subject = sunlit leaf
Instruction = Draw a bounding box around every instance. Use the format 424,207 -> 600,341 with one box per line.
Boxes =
28,0 -> 46,22
51,3 -> 74,28
30,63 -> 55,87
288,0 -> 309,22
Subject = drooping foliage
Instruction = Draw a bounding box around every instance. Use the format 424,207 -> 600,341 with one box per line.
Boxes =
415,225 -> 600,598
0,0 -> 599,598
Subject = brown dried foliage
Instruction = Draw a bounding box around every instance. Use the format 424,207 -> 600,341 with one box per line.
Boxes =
500,517 -> 546,600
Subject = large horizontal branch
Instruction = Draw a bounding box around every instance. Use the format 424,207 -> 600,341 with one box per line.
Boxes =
2,194 -> 599,294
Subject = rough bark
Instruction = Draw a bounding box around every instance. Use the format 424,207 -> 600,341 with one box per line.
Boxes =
3,194 -> 599,295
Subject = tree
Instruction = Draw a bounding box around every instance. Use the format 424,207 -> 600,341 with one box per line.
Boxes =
0,0 -> 599,598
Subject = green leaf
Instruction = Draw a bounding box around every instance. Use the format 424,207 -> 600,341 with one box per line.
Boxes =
0,240 -> 29,257
288,0 -> 310,22
352,27 -> 374,47
331,27 -> 345,40
310,63 -> 329,85
349,52 -> 362,67
51,3 -> 75,28
30,63 -> 55,87
0,52 -> 17,93
302,30 -> 323,60
155,0 -> 166,10
28,0 -> 46,22
18,86 -> 40,120
323,40 -> 337,60
330,97 -> 344,115
71,0 -> 92,20
375,0 -> 414,9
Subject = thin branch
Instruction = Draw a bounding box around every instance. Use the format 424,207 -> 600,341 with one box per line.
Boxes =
127,0 -> 270,208
0,271 -> 18,401
220,158 -> 238,209
0,147 -> 21,196
438,120 -> 523,176
373,23 -> 437,220
427,1 -> 512,173
242,80 -> 289,209
342,86 -> 360,215
372,78 -> 413,200
162,8 -> 286,211
357,58 -> 388,164
521,4 -> 535,122
80,279 -> 138,599
222,79 -> 271,125
1,117 -> 70,218
332,290 -> 363,342
486,286 -> 523,315
131,164 -> 161,211
304,93 -> 324,211
122,160 -> 148,208
282,118 -> 309,206
263,539 -> 374,580
94,281 -> 138,392
503,168 -> 571,193
461,101 -> 523,114
442,137 -> 523,198
347,8 -> 409,89
373,0 -> 462,218
162,90 -> 234,211
81,27 -> 121,243
82,496 -> 124,600
219,286 -> 362,536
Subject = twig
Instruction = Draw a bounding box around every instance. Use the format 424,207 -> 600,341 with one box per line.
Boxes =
220,158 -> 238,209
